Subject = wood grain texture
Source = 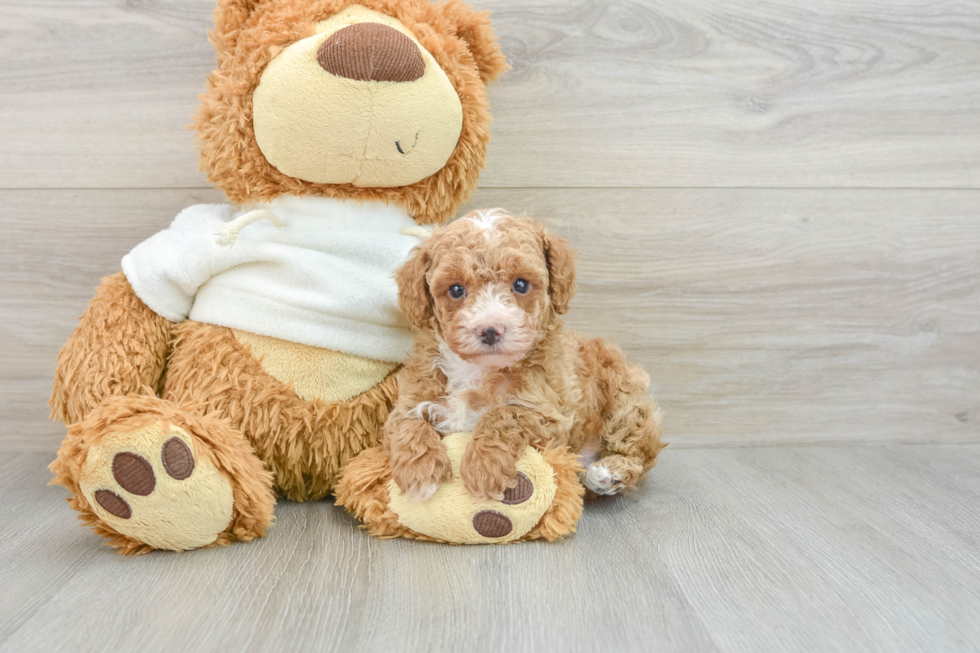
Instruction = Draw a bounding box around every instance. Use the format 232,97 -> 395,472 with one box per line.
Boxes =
2,445 -> 979,652
2,188 -> 977,451
1,0 -> 978,190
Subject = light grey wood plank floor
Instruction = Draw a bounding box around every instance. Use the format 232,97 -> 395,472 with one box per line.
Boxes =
2,0 -> 979,189
2,445 -> 978,653
4,188 -> 977,450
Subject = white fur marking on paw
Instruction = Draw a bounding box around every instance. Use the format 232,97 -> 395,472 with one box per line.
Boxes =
407,338 -> 489,434
409,483 -> 439,503
584,463 -> 622,496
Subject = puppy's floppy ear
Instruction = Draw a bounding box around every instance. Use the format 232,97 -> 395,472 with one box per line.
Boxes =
444,0 -> 509,84
542,228 -> 577,315
397,240 -> 434,330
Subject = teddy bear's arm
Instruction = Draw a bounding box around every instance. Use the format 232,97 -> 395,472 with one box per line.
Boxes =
50,271 -> 175,426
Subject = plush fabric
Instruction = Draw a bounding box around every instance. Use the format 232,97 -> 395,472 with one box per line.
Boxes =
50,272 -> 174,427
197,0 -> 508,224
121,195 -> 426,363
49,0 -> 514,554
386,432 -> 557,543
317,19 -> 425,82
78,422 -> 235,551
252,6 -> 464,187
50,395 -> 276,555
335,436 -> 585,543
162,320 -> 399,502
232,330 -> 398,403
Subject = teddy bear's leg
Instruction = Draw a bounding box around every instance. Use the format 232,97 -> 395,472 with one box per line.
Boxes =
50,395 -> 275,555
336,433 -> 584,544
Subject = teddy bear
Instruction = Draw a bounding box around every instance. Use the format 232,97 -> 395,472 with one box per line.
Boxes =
48,0 -> 587,554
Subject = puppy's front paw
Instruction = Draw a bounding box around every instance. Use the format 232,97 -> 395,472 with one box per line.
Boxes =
460,438 -> 520,502
391,443 -> 452,503
406,482 -> 439,503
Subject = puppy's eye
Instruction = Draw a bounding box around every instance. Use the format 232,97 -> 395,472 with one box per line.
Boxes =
512,278 -> 530,294
448,284 -> 466,299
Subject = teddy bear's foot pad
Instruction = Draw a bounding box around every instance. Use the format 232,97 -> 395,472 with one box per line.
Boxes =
467,473 -> 536,536
80,423 -> 234,551
388,433 -> 557,544
336,433 -> 585,544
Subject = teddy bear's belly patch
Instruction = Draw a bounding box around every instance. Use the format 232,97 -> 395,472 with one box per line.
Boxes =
233,329 -> 397,404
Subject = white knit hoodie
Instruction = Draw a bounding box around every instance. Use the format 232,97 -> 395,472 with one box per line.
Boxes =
121,195 -> 427,363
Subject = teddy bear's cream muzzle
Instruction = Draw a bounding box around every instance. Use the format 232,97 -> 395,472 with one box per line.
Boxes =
252,5 -> 464,189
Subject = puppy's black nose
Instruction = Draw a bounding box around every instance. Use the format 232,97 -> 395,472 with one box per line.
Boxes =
480,328 -> 500,346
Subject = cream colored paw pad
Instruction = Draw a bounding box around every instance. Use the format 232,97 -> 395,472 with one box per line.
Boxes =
387,433 -> 557,544
79,423 -> 234,551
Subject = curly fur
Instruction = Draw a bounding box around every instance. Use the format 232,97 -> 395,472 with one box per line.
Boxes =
198,0 -> 508,224
382,418 -> 451,502
385,211 -> 666,501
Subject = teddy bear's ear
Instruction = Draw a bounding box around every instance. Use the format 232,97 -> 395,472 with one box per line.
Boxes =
445,0 -> 509,84
211,0 -> 267,57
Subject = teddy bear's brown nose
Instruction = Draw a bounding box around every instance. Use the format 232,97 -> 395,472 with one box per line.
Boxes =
317,23 -> 425,83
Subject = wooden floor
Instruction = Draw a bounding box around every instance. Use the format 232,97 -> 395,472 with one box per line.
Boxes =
3,445 -> 980,653
2,0 -> 979,651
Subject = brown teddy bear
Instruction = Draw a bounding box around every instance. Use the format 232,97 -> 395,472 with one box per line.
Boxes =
48,0 -> 587,554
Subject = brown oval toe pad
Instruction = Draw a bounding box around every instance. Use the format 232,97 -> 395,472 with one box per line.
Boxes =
112,452 -> 155,496
162,437 -> 194,480
95,489 -> 132,519
473,510 -> 513,538
501,472 -> 534,505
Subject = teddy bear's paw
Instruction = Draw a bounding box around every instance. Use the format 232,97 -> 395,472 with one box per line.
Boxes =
78,422 -> 235,551
387,433 -> 557,544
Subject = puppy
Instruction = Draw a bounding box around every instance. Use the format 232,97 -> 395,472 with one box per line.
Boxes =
384,209 -> 665,503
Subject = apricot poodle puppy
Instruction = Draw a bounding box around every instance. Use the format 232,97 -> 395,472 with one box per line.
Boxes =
384,209 -> 665,503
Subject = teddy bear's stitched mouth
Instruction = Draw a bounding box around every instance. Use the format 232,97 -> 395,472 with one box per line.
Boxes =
395,132 -> 420,155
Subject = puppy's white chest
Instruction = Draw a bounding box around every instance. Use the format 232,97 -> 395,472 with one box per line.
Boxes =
430,394 -> 485,435
409,388 -> 486,435
409,339 -> 501,434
